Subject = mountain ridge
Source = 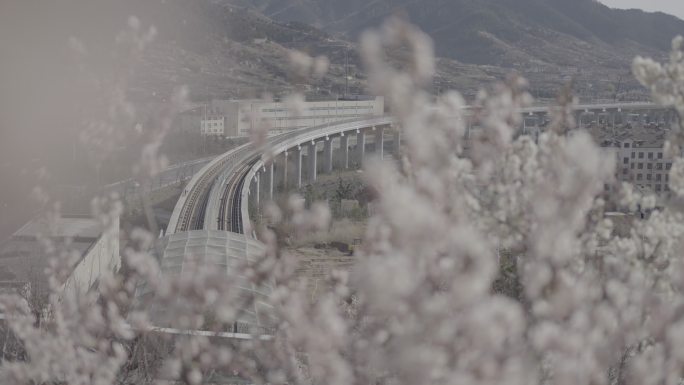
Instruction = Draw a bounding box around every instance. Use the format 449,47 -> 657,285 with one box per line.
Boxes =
220,0 -> 684,67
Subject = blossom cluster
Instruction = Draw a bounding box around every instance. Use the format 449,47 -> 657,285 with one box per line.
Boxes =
2,16 -> 684,385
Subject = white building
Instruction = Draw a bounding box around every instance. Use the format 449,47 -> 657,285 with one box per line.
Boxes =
0,215 -> 120,303
200,116 -> 226,136
210,97 -> 385,137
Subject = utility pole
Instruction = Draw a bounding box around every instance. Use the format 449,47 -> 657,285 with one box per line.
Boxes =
203,86 -> 208,155
345,49 -> 349,98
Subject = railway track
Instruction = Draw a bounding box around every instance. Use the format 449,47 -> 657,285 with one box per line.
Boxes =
174,145 -> 254,233
231,165 -> 251,233
175,168 -> 218,232
191,183 -> 213,230
217,161 -> 255,233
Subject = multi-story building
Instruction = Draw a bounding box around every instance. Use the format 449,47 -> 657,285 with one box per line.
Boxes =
200,115 -> 226,136
615,138 -> 673,195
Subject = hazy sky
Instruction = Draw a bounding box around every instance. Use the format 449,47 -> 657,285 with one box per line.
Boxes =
599,0 -> 684,20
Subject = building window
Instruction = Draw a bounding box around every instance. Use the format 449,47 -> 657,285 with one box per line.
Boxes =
648,153 -> 654,159
631,152 -> 636,159
631,164 -> 635,169
639,152 -> 644,159
656,185 -> 662,192
667,163 -> 672,170
624,143 -> 631,148
623,157 -> 629,164
656,174 -> 662,181
657,163 -> 663,170
658,153 -> 664,159
647,163 -> 653,170
623,169 -> 628,175
647,174 -> 652,181
638,163 -> 643,170
637,174 -> 643,181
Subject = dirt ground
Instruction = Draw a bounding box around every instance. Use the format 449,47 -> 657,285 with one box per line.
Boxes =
286,246 -> 356,302
285,219 -> 366,301
277,169 -> 373,301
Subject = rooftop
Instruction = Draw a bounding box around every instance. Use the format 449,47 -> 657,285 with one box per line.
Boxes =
136,230 -> 275,334
0,215 -> 107,295
591,124 -> 668,149
13,215 -> 103,240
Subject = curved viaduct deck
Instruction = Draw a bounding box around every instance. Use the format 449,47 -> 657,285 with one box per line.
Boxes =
167,116 -> 395,236
167,102 -> 674,239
